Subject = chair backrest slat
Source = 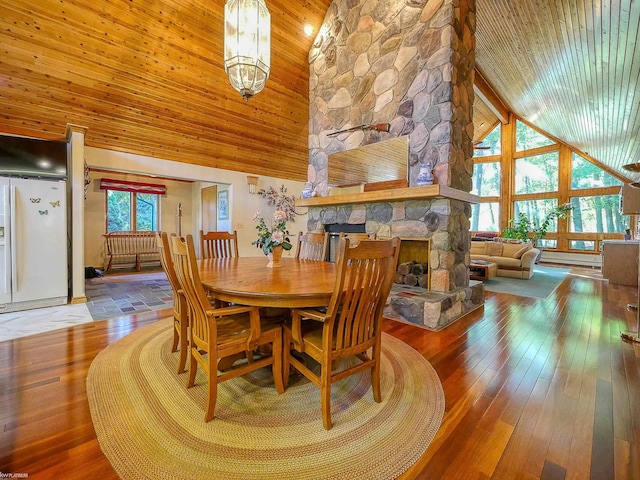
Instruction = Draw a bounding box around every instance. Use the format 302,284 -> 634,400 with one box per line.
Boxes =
171,235 -> 217,348
295,231 -> 329,261
328,237 -> 400,351
200,230 -> 239,259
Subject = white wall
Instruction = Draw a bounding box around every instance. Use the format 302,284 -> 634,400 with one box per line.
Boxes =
85,147 -> 308,260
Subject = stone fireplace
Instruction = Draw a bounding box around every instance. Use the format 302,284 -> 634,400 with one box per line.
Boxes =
301,0 -> 480,329
299,186 -> 484,330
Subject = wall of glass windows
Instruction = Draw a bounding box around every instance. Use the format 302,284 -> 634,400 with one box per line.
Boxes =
471,117 -> 626,254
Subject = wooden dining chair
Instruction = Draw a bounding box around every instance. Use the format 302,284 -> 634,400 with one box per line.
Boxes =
295,231 -> 329,261
283,236 -> 401,430
156,232 -> 189,374
170,234 -> 284,422
200,230 -> 239,259
339,232 -> 377,246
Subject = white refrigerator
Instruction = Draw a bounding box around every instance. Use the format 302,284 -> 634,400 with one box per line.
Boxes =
0,177 -> 68,313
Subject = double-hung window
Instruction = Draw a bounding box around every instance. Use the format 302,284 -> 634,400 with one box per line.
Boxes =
100,178 -> 164,232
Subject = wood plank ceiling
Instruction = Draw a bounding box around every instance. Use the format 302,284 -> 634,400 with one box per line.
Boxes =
475,0 -> 640,179
0,0 -> 332,181
0,0 -> 638,183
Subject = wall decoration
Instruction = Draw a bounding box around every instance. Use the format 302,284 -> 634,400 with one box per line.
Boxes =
256,184 -> 297,222
218,190 -> 229,220
84,161 -> 91,201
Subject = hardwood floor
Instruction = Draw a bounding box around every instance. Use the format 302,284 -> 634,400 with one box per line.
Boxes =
1,267 -> 639,479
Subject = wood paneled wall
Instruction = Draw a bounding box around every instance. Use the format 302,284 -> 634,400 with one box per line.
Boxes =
0,0 -> 331,181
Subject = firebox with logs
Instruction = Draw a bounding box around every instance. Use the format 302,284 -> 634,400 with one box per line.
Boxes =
395,260 -> 429,289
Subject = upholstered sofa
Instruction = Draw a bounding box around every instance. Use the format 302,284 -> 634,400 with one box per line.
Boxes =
470,240 -> 540,279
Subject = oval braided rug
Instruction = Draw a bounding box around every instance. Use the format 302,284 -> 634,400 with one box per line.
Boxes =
86,319 -> 444,480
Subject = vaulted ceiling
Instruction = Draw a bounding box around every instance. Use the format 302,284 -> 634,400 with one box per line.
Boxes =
1,1 -> 638,183
0,0 -> 332,181
474,0 -> 640,180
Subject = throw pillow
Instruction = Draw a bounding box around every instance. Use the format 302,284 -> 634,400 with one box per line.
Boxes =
485,242 -> 503,256
470,242 -> 486,255
508,243 -> 532,259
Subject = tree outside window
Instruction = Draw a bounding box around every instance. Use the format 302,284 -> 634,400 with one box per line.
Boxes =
514,152 -> 559,194
515,120 -> 555,151
470,202 -> 500,232
569,195 -> 624,234
571,153 -> 622,189
472,161 -> 500,196
107,190 -> 159,232
473,123 -> 501,158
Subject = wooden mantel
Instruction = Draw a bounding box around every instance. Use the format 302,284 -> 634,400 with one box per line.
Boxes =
296,185 -> 480,208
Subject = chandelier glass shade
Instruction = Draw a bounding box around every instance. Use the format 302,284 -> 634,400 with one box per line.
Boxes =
224,0 -> 271,101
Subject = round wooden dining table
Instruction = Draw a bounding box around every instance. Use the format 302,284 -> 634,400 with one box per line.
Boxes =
197,257 -> 336,308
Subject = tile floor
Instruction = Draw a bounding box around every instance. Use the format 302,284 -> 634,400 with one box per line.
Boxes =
0,271 -> 173,342
0,303 -> 94,342
84,274 -> 173,320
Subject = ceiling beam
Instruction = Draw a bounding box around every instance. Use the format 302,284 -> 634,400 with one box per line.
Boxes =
474,67 -> 510,124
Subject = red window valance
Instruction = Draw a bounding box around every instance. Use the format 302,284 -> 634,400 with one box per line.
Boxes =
100,178 -> 166,195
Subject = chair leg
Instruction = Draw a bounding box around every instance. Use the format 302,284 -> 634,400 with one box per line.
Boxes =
171,323 -> 179,353
187,348 -> 197,388
283,328 -> 291,389
177,333 -> 188,374
372,343 -> 382,403
321,365 -> 332,430
371,360 -> 381,403
204,353 -> 217,422
271,329 -> 285,394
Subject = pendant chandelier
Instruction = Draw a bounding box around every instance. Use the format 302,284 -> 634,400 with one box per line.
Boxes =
224,0 -> 271,101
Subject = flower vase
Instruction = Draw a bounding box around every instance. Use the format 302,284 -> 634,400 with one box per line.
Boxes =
416,162 -> 434,186
266,245 -> 283,268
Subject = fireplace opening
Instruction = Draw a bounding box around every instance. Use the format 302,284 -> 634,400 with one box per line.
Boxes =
324,224 -> 366,262
395,238 -> 430,290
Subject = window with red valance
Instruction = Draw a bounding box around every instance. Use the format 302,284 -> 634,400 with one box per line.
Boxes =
101,178 -> 164,232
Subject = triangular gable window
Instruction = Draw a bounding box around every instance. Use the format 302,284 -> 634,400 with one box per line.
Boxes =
515,120 -> 555,151
473,123 -> 501,158
571,153 -> 622,188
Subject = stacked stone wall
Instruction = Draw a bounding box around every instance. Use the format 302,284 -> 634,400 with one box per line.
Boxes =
307,0 -> 475,292
309,196 -> 471,292
308,0 -> 475,193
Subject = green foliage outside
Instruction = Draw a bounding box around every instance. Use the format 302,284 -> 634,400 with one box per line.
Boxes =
471,122 -> 626,240
107,191 -> 158,232
502,203 -> 573,246
107,190 -> 131,232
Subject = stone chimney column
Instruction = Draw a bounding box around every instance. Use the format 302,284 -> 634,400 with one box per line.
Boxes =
308,0 -> 476,292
